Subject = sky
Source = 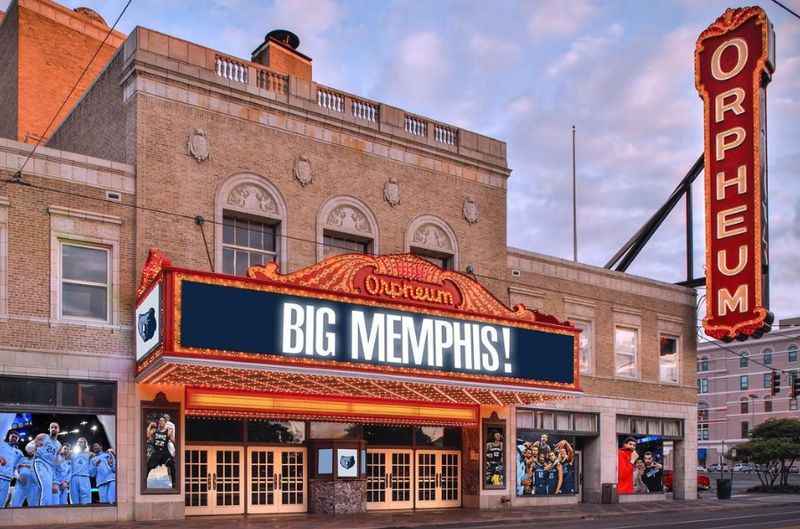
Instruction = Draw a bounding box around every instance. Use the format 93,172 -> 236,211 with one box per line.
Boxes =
3,0 -> 799,323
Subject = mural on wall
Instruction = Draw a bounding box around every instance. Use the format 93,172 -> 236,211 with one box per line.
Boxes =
0,412 -> 116,508
617,435 -> 664,494
516,431 -> 577,496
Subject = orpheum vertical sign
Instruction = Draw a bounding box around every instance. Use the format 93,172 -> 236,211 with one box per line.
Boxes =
696,7 -> 775,341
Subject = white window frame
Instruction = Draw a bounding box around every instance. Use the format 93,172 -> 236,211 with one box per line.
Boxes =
659,333 -> 681,384
740,375 -> 749,391
573,318 -> 595,376
221,212 -> 280,276
614,325 -> 640,379
48,206 -> 121,328
59,241 -> 111,323
565,296 -> 596,376
698,378 -> 709,394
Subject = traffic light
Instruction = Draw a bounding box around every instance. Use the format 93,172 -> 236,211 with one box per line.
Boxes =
791,372 -> 800,400
771,370 -> 781,396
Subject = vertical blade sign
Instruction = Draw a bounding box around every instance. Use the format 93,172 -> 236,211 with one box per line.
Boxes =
696,7 -> 775,341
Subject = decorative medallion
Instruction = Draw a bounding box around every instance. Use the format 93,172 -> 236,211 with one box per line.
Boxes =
227,183 -> 278,215
463,197 -> 479,224
187,129 -> 210,162
384,177 -> 400,207
294,155 -> 313,187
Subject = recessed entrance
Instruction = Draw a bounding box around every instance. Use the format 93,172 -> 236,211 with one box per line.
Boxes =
416,450 -> 461,508
366,449 -> 414,510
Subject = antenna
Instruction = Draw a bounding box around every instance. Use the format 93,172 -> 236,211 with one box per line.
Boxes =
572,125 -> 578,263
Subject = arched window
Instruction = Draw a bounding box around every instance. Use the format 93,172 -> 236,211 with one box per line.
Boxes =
405,215 -> 459,270
763,348 -> 773,365
739,351 -> 749,368
215,173 -> 288,275
316,196 -> 379,261
698,356 -> 709,372
788,344 -> 798,363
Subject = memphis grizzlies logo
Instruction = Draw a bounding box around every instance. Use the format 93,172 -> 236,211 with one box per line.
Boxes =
339,455 -> 355,470
138,307 -> 157,342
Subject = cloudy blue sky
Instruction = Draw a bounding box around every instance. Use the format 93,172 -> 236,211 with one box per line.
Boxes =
4,0 -> 799,322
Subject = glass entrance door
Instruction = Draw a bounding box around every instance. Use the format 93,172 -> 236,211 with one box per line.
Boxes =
415,450 -> 461,509
366,449 -> 414,510
247,447 -> 307,513
185,446 -> 245,515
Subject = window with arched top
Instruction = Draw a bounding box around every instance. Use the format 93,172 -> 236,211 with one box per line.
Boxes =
316,196 -> 379,261
405,215 -> 459,270
763,348 -> 773,365
215,173 -> 288,276
739,351 -> 749,368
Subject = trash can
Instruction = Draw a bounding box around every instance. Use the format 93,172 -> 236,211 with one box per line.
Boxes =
716,478 -> 732,500
601,483 -> 618,504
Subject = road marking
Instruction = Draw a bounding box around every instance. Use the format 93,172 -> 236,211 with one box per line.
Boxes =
600,508 -> 800,529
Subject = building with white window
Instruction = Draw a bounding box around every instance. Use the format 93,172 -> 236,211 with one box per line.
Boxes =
696,319 -> 800,467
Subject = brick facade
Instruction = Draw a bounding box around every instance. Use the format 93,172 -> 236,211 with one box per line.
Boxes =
0,3 -> 698,523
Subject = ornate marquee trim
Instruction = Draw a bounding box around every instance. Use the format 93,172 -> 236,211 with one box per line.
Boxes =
136,248 -> 171,301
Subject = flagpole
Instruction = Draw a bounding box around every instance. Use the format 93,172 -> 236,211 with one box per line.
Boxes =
572,125 -> 578,263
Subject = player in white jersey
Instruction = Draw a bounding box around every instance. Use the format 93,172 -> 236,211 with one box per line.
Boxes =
32,423 -> 62,506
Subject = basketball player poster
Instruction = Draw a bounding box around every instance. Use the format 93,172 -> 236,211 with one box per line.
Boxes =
141,395 -> 180,494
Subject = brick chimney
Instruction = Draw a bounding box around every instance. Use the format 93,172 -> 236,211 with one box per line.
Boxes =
251,29 -> 311,81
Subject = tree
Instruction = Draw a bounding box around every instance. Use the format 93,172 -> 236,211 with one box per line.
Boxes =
731,418 -> 800,489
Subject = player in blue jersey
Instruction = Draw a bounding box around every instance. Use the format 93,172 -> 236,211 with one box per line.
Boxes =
533,454 -> 548,496
70,437 -> 92,505
55,445 -> 72,505
11,443 -> 38,508
32,422 -> 62,506
0,431 -> 24,508
91,443 -> 116,504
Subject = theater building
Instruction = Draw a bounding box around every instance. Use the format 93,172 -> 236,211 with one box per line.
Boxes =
0,1 -> 697,525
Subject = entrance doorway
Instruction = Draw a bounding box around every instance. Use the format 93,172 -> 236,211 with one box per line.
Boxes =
185,446 -> 245,515
366,448 -> 461,510
365,449 -> 414,510
415,450 -> 461,508
247,447 -> 307,513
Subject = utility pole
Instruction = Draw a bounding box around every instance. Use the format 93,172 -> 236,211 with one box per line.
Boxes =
572,125 -> 577,263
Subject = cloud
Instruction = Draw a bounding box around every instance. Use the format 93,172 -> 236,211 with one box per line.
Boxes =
527,0 -> 597,38
380,31 -> 449,103
546,24 -> 623,77
469,34 -> 521,71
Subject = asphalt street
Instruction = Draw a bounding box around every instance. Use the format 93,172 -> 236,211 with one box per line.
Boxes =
415,503 -> 800,529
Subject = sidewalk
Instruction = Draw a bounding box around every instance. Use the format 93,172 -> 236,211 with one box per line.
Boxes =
27,494 -> 800,529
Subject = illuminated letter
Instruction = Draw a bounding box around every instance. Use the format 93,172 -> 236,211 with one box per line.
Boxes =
716,165 -> 747,200
714,87 -> 745,123
717,246 -> 748,276
351,310 -> 385,362
434,320 -> 452,369
452,322 -> 473,370
718,284 -> 748,315
315,307 -> 336,357
404,317 -> 434,367
480,326 -> 500,372
711,38 -> 748,81
281,302 -> 305,354
386,314 -> 403,364
716,205 -> 747,239
715,127 -> 746,161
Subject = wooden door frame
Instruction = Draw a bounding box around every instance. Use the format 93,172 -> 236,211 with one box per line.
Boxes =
185,446 -> 245,516
275,447 -> 308,513
414,449 -> 461,509
366,448 -> 414,511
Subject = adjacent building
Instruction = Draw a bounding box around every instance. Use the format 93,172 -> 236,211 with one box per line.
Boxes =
696,319 -> 800,467
0,0 -> 698,525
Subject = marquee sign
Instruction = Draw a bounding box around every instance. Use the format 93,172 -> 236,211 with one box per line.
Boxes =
695,6 -> 775,340
135,253 -> 580,393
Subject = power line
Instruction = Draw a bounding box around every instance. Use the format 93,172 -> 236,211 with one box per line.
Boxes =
771,0 -> 800,21
13,0 -> 134,181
